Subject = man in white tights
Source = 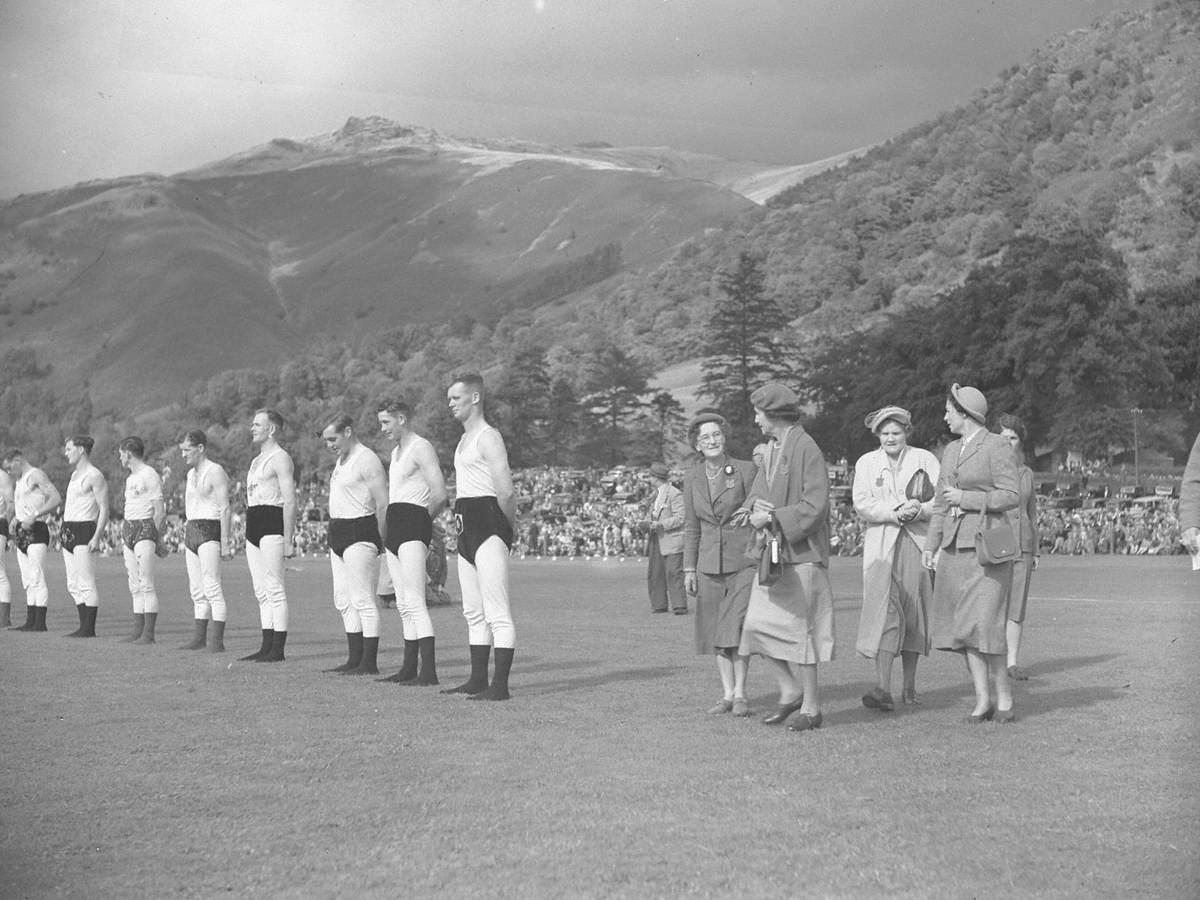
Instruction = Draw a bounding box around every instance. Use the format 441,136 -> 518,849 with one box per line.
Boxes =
240,409 -> 296,663
61,435 -> 108,638
3,449 -> 61,633
321,414 -> 388,676
375,399 -> 447,686
177,430 -> 232,653
441,373 -> 517,701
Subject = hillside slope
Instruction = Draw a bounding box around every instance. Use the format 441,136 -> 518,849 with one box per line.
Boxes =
600,0 -> 1200,363
0,120 -> 761,410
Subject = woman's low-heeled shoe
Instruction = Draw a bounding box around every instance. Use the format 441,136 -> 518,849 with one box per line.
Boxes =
995,706 -> 1017,723
707,699 -> 733,715
787,711 -> 823,732
761,696 -> 805,725
966,706 -> 996,724
731,698 -> 751,717
862,687 -> 895,712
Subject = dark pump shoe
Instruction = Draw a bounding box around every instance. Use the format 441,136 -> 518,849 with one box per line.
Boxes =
994,706 -> 1017,724
861,687 -> 895,712
761,696 -> 805,725
787,711 -> 823,732
966,706 -> 996,724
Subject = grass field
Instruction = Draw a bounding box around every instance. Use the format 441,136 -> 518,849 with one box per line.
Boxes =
1,553 -> 1198,899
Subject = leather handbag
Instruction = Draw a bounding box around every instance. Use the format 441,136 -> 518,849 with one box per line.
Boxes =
975,494 -> 1017,565
905,468 -> 935,503
757,520 -> 784,586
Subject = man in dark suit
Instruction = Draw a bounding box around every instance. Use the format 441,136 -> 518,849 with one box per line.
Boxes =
646,461 -> 686,614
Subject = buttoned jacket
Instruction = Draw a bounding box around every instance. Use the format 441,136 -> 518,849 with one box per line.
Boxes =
651,481 -> 685,556
925,429 -> 1020,552
745,426 -> 831,566
682,456 -> 758,574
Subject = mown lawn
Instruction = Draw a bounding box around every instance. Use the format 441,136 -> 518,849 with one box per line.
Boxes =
1,553 -> 1197,899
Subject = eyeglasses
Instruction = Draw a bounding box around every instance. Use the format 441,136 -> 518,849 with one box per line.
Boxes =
697,432 -> 724,445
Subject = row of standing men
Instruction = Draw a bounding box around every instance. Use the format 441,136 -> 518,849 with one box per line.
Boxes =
0,373 -> 519,700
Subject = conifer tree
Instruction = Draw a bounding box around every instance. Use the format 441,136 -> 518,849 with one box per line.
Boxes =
697,250 -> 797,454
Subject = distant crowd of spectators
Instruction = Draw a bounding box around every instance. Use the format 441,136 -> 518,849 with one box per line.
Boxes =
20,465 -> 1190,562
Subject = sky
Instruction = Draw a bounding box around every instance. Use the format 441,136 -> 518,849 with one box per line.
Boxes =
0,0 -> 1152,199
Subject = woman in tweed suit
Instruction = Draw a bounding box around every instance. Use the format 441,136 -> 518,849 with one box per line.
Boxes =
681,412 -> 758,716
922,384 -> 1020,723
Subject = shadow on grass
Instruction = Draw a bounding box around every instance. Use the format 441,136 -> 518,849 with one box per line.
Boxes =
521,665 -> 683,696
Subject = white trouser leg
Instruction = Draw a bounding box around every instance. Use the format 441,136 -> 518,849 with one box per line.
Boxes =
64,545 -> 98,607
198,541 -> 225,621
247,536 -> 287,630
330,547 -> 370,633
185,548 -> 210,620
457,552 -> 490,646
17,544 -> 49,607
344,542 -> 379,638
0,536 -> 9,605
474,536 -> 514,649
388,542 -> 433,640
128,540 -> 158,613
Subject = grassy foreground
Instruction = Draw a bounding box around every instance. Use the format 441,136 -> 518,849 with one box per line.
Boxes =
1,553 -> 1197,899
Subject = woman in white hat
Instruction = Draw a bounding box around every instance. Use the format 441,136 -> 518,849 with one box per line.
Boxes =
852,405 -> 939,711
922,384 -> 1020,723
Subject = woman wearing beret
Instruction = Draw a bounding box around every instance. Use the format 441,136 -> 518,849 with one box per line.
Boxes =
852,405 -> 939,712
736,382 -> 835,733
996,413 -> 1039,682
681,412 -> 759,716
922,384 -> 1020,723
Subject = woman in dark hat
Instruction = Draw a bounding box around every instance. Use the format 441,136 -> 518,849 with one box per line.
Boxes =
922,384 -> 1020,723
681,411 -> 759,716
852,405 -> 939,712
735,382 -> 835,733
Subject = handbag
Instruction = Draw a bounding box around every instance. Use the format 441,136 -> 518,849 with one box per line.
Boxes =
757,520 -> 784,586
975,494 -> 1017,565
905,468 -> 935,503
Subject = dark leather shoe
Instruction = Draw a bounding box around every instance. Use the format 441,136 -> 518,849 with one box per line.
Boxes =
707,699 -> 733,715
995,706 -> 1017,723
672,608 -> 688,615
966,705 -> 996,724
761,696 -> 805,725
787,711 -> 823,732
862,687 -> 895,712
1007,665 -> 1029,681
731,698 -> 751,717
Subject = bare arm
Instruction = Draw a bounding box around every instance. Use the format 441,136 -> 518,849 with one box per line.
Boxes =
367,456 -> 389,540
273,453 -> 297,551
480,429 -> 516,525
416,441 -> 448,517
28,470 -> 62,523
89,472 -> 110,552
212,466 -> 232,557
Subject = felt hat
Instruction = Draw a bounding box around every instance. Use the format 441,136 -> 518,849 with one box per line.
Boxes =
648,461 -> 671,480
951,383 -> 988,424
864,405 -> 912,433
749,382 -> 800,417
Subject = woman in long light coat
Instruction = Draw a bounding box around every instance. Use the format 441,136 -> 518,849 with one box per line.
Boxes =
852,406 -> 939,711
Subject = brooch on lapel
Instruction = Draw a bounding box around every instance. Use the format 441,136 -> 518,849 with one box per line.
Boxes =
723,464 -> 736,490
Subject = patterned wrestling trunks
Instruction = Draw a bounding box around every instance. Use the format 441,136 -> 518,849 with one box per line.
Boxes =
122,518 -> 159,552
185,519 -> 221,554
14,521 -> 50,553
60,521 -> 97,553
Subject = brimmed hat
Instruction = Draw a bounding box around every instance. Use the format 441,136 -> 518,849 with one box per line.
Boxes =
750,382 -> 800,417
951,383 -> 988,424
688,410 -> 728,442
648,461 -> 671,480
864,405 -> 912,433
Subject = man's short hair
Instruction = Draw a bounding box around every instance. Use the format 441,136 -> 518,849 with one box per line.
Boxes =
69,435 -> 95,455
377,399 -> 412,419
451,372 -> 485,396
2,449 -> 24,465
256,408 -> 285,432
324,414 -> 354,434
180,429 -> 207,448
119,437 -> 146,459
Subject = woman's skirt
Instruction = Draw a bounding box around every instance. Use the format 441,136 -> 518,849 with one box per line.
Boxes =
931,546 -> 1012,654
694,567 -> 754,654
738,563 -> 835,664
1007,552 -> 1035,623
856,535 -> 931,658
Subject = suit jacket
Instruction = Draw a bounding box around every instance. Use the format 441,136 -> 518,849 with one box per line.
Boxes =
745,426 -> 831,566
1180,432 -> 1200,532
926,429 -> 1020,552
682,456 -> 758,574
1005,465 -> 1040,555
651,482 -> 685,556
